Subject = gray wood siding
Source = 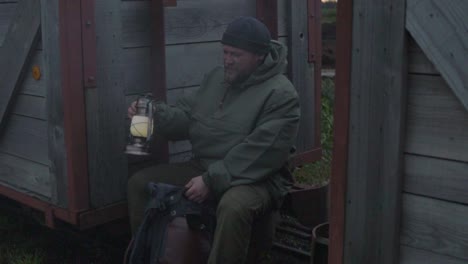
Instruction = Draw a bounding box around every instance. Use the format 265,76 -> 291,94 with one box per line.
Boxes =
41,0 -> 68,207
0,1 -> 51,200
404,154 -> 468,205
87,0 -> 128,207
0,2 -> 15,47
400,245 -> 468,264
400,194 -> 468,261
401,36 -> 468,262
406,0 -> 468,111
343,0 -> 407,263
405,74 -> 468,162
122,0 -> 256,160
121,0 -> 287,48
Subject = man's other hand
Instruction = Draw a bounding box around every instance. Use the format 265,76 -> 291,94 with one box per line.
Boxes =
185,176 -> 210,203
127,101 -> 137,119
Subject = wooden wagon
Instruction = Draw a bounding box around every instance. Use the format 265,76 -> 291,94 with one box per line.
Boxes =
330,0 -> 468,263
0,0 -> 322,230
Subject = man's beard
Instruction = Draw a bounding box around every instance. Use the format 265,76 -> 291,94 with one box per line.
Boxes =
224,67 -> 249,85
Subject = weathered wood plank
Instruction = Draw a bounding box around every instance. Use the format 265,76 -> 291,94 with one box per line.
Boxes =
288,0 -> 316,154
405,74 -> 468,162
0,3 -> 15,47
344,1 -> 407,263
0,0 -> 41,133
0,115 -> 48,165
401,194 -> 468,261
19,50 -> 46,97
123,43 -> 221,94
0,152 -> 51,199
121,0 -> 287,48
400,246 -> 468,264
41,0 -> 67,207
10,94 -> 46,120
124,37 -> 288,95
404,154 -> 468,205
406,0 -> 468,111
87,0 -> 128,207
408,36 -> 439,75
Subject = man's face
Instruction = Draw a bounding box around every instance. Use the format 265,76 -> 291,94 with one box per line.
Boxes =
223,45 -> 264,84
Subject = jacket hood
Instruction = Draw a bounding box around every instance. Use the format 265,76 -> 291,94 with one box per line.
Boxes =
241,40 -> 288,87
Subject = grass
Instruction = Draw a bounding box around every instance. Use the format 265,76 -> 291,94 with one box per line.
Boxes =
0,211 -> 46,264
293,78 -> 335,186
322,6 -> 337,24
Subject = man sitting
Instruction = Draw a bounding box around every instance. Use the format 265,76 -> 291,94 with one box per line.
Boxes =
127,16 -> 300,264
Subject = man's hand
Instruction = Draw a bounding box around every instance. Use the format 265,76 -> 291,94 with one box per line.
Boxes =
127,101 -> 137,119
185,176 -> 210,203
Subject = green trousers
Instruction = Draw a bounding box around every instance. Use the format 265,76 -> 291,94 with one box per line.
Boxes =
127,160 -> 277,264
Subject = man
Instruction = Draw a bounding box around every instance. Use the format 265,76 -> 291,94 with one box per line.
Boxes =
127,16 -> 300,263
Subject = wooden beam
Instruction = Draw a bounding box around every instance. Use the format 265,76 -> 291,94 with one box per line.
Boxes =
41,0 -> 68,207
256,0 -> 278,39
0,0 -> 41,133
329,0 -> 353,262
87,0 -> 127,207
288,0 -> 317,157
150,0 -> 169,162
343,0 -> 407,263
58,0 -> 90,212
406,0 -> 468,112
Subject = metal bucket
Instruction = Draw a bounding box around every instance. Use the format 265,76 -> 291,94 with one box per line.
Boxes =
311,222 -> 329,264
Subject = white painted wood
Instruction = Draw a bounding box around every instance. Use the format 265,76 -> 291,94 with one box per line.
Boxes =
401,194 -> 468,261
404,154 -> 468,205
406,0 -> 468,111
405,74 -> 468,162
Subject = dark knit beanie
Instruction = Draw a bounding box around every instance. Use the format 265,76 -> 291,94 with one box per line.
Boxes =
221,17 -> 271,55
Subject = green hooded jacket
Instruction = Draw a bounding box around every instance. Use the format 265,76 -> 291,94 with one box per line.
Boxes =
153,40 -> 300,205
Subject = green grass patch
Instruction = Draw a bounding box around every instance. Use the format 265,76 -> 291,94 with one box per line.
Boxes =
293,78 -> 334,186
322,7 -> 337,24
0,212 -> 46,264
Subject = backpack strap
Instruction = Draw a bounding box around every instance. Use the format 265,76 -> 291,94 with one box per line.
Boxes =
128,183 -> 215,264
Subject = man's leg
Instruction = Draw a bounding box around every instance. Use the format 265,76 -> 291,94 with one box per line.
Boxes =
208,184 -> 273,264
127,160 -> 205,233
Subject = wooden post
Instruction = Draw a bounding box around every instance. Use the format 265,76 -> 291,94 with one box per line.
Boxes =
343,0 -> 407,263
288,0 -> 318,160
41,0 -> 68,207
150,0 -> 169,163
329,0 -> 353,263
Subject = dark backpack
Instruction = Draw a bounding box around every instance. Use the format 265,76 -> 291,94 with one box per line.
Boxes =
125,183 -> 215,264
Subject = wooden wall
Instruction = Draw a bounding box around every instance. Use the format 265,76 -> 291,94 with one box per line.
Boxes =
88,0 -> 295,207
0,1 -> 52,201
121,0 -> 289,161
400,37 -> 468,263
